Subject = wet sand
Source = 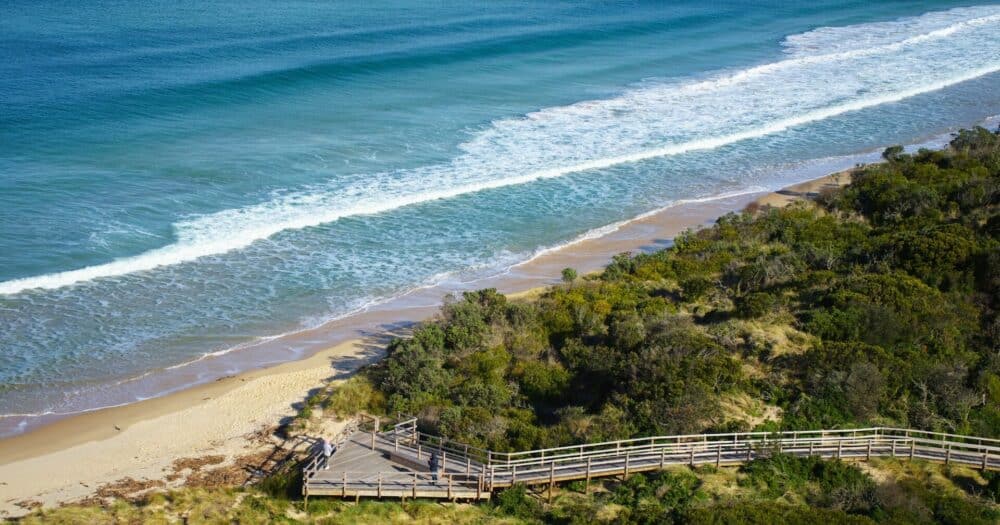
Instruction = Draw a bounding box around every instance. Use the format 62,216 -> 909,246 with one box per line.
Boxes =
0,170 -> 851,516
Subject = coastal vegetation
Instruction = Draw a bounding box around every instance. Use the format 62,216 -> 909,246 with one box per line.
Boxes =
18,127 -> 1000,523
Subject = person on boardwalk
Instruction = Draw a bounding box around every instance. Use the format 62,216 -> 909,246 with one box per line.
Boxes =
322,438 -> 334,469
429,451 -> 440,480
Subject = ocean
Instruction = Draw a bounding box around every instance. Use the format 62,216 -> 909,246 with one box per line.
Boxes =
1,1 -> 999,436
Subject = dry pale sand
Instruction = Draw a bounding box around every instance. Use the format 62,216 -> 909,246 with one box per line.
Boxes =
0,339 -> 384,516
750,170 -> 851,208
0,169 -> 855,517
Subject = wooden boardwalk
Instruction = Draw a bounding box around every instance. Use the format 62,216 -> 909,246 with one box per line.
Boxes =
303,420 -> 1000,502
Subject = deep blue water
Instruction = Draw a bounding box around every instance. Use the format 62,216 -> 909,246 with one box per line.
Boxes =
2,1 -> 999,433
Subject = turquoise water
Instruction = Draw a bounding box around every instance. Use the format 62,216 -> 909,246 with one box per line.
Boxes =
2,1 -> 999,434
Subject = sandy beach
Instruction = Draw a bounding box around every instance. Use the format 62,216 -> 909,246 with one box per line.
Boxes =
0,170 -> 851,516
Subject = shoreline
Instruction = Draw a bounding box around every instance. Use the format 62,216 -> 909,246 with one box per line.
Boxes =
0,169 -> 851,515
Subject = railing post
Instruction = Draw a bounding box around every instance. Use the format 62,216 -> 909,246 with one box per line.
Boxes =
417,443 -> 422,460
837,439 -> 843,459
716,446 -> 722,467
660,447 -> 666,468
342,471 -> 348,498
910,441 -> 915,460
625,452 -> 630,477
982,451 -> 990,471
585,457 -> 592,494
378,472 -> 382,499
891,440 -> 896,457
945,445 -> 951,465
689,448 -> 695,467
809,441 -> 814,456
487,450 -> 492,467
448,475 -> 453,500
395,436 -> 399,451
746,441 -> 753,461
866,440 -> 872,461
413,472 -> 418,498
548,462 -> 556,504
512,464 -> 517,483
466,456 -> 472,475
443,451 -> 448,473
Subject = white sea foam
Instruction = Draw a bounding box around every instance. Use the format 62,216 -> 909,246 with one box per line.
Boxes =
2,5 -> 999,295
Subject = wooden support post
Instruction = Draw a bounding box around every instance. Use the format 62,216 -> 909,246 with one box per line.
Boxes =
395,436 -> 399,451
371,428 -> 376,450
866,441 -> 872,461
982,451 -> 990,471
512,464 -> 517,483
945,446 -> 951,465
489,466 -> 495,491
467,456 -> 472,475
625,452 -> 630,478
477,474 -> 482,500
891,440 -> 896,458
746,442 -> 753,461
548,462 -> 555,504
342,472 -> 348,498
837,440 -> 843,459
417,443 -> 422,460
809,441 -> 814,456
377,472 -> 382,499
487,450 -> 492,467
443,450 -> 448,472
660,448 -> 666,468
689,448 -> 695,467
448,475 -> 453,500
413,473 -> 418,499
585,457 -> 592,494
716,447 -> 722,467
910,441 -> 915,460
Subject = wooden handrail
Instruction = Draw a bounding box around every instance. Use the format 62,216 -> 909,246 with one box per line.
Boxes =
376,425 -> 1000,470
